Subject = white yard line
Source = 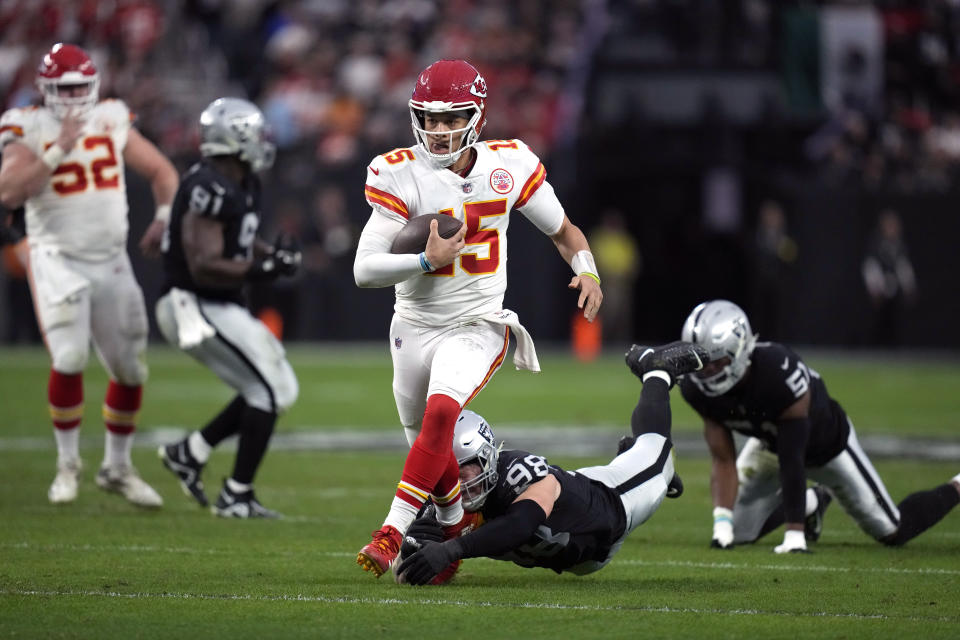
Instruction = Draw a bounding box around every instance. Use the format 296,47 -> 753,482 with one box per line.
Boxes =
2,429 -> 960,460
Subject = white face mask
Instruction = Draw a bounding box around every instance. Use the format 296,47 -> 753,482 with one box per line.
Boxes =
39,76 -> 100,119
409,106 -> 481,168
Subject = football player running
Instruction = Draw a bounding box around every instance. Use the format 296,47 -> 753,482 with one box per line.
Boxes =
155,98 -> 300,518
0,43 -> 178,507
395,342 -> 707,585
354,59 -> 603,577
679,299 -> 960,553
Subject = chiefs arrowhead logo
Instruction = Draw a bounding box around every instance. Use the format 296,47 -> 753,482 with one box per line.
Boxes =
470,73 -> 487,99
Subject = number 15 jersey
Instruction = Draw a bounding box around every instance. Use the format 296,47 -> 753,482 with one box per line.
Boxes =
363,140 -> 566,326
0,101 -> 133,260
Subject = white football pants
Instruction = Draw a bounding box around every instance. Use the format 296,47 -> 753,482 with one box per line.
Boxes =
389,314 -> 509,445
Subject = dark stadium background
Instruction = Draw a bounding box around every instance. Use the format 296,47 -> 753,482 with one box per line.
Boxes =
2,1 -> 959,348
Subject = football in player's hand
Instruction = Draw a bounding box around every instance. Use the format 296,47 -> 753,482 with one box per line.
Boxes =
390,213 -> 464,255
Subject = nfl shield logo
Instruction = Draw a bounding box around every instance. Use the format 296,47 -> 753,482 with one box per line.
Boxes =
394,336 -> 403,349
462,182 -> 473,194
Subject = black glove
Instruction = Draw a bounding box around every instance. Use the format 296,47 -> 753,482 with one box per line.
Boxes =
271,234 -> 301,277
246,235 -> 302,281
397,540 -> 460,586
399,515 -> 445,561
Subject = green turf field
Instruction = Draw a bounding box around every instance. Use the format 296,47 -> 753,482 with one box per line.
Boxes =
1,344 -> 959,638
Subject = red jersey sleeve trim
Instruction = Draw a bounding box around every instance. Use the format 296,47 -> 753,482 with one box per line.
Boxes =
514,162 -> 546,209
364,184 -> 409,219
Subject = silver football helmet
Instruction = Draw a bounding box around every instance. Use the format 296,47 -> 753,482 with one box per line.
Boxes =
452,410 -> 500,511
681,300 -> 757,396
199,98 -> 276,172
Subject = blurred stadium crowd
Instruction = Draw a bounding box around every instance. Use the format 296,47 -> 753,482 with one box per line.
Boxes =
2,0 -> 960,347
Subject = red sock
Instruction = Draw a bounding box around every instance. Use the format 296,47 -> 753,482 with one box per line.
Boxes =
394,394 -> 460,509
48,370 -> 83,430
433,450 -> 463,506
103,381 -> 141,435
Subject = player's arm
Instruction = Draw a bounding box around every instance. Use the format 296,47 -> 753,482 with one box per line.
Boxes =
181,211 -> 284,287
549,215 -> 603,322
397,475 -> 560,585
704,418 -> 738,549
0,111 -> 84,208
772,392 -> 812,553
353,212 -> 458,287
123,128 -> 178,258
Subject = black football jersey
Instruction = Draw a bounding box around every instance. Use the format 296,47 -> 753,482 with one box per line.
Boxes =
679,342 -> 849,466
160,161 -> 262,304
480,449 -> 627,573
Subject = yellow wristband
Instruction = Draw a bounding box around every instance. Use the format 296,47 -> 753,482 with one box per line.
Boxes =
581,272 -> 600,285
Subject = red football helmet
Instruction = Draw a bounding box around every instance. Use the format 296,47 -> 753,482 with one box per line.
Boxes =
409,59 -> 487,167
36,43 -> 100,119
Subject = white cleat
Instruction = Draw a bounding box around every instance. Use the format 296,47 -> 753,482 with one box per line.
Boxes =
48,458 -> 82,504
96,465 -> 163,508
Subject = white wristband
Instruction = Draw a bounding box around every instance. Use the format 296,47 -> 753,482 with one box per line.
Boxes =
154,204 -> 171,224
570,250 -> 597,275
570,250 -> 599,282
42,144 -> 65,171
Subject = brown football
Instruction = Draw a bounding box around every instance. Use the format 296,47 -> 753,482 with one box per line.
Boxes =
390,213 -> 464,254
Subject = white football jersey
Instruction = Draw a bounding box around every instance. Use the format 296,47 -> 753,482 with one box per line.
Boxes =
364,140 -> 565,326
0,100 -> 133,260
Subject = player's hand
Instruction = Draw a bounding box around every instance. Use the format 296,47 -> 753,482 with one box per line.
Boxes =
139,218 -> 166,258
773,528 -> 810,554
711,507 -> 734,549
396,540 -> 460,586
272,234 -> 302,277
568,274 -> 602,322
424,218 -> 465,269
55,108 -> 84,153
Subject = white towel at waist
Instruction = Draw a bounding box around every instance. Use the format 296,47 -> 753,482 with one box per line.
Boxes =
169,287 -> 216,349
480,309 -> 541,373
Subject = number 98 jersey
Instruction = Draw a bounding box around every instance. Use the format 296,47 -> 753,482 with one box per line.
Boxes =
480,448 -> 627,574
0,101 -> 133,260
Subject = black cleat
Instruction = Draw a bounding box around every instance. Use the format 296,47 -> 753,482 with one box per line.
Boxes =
625,341 -> 711,387
212,482 -> 281,519
805,485 -> 832,542
616,435 -> 683,498
158,439 -> 209,507
666,473 -> 684,499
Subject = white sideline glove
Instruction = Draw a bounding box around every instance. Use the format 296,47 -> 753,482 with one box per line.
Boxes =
711,507 -> 734,549
774,529 -> 809,554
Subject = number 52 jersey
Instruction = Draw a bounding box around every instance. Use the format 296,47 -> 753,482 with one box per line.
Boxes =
363,139 -> 566,326
0,101 -> 133,260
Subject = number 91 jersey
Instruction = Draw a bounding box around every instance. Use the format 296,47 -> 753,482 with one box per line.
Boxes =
0,101 -> 132,260
480,449 -> 627,574
364,139 -> 566,325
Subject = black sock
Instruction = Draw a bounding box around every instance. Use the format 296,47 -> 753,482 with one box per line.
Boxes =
886,484 -> 960,546
231,406 -> 277,485
756,505 -> 786,540
630,377 -> 671,439
200,395 -> 247,447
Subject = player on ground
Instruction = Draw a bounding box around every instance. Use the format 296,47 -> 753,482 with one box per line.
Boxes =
395,342 -> 708,584
679,299 -> 960,553
0,43 -> 178,507
353,59 -> 604,577
155,97 -> 300,518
